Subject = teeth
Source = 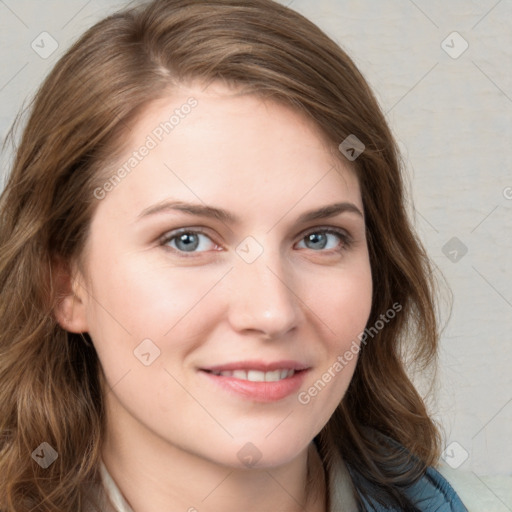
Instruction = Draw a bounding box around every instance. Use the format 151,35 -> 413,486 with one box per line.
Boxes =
247,370 -> 265,382
264,370 -> 282,382
211,369 -> 296,381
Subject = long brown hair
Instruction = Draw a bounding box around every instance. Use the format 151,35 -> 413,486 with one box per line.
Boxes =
0,0 -> 441,509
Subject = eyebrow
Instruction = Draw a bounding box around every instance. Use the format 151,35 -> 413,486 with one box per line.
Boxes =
137,200 -> 364,224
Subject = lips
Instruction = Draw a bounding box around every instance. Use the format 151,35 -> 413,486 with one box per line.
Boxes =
199,360 -> 310,402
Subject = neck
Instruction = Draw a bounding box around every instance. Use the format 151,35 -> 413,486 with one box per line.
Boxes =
101,397 -> 326,512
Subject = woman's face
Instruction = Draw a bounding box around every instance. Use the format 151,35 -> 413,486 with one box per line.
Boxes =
71,82 -> 372,469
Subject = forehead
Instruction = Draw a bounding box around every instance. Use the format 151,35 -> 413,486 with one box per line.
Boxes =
136,81 -> 336,151
95,81 -> 363,222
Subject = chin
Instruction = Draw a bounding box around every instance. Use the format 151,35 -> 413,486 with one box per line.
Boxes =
214,433 -> 314,471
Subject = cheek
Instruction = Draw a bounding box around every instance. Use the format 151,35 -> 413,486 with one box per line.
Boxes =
314,259 -> 373,344
296,260 -> 372,420
85,253 -> 226,343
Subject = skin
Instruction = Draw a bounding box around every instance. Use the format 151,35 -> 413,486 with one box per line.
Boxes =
56,81 -> 373,512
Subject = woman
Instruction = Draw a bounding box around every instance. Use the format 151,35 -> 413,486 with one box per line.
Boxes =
0,0 -> 467,510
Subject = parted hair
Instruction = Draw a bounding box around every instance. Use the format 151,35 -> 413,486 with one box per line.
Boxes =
0,0 -> 441,510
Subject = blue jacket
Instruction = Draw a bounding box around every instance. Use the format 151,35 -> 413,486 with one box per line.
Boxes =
358,465 -> 468,511
325,433 -> 468,511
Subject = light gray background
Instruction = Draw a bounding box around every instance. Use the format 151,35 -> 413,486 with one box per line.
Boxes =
0,1 -> 510,510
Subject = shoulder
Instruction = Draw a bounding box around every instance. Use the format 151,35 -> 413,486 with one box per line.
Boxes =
400,465 -> 468,511
371,431 -> 468,511
334,430 -> 468,511
352,463 -> 468,512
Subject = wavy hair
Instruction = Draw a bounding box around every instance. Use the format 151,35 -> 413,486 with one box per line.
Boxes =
0,0 -> 441,509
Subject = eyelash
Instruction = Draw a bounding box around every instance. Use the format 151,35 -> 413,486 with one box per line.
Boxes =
159,226 -> 353,257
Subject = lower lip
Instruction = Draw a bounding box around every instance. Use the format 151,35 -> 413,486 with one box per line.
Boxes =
200,370 -> 309,402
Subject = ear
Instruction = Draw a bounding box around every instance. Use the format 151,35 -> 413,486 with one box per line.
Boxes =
52,256 -> 89,333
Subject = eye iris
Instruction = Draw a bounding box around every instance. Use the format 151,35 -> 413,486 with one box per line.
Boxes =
175,233 -> 199,252
306,232 -> 327,250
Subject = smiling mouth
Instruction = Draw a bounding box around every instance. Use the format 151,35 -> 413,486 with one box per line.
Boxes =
204,369 -> 298,382
200,364 -> 309,401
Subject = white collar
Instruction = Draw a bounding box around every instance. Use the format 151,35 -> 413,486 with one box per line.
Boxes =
98,460 -> 135,512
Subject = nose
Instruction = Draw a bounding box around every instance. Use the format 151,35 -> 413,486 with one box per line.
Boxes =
226,251 -> 302,340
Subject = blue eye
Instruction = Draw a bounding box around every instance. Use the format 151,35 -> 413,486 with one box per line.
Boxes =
297,229 -> 351,252
160,229 -> 217,254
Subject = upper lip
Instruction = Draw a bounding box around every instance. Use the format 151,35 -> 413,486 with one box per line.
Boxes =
200,360 -> 310,372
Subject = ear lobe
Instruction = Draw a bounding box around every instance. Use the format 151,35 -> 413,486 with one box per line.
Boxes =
52,257 -> 89,333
